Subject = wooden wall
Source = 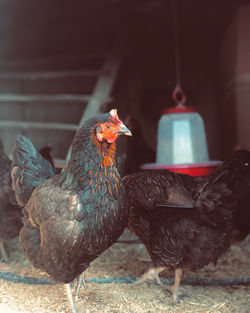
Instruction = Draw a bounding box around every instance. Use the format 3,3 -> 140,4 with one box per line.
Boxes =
220,4 -> 250,156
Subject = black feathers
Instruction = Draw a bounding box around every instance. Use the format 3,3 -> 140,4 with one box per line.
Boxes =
11,135 -> 55,207
11,111 -> 129,285
0,147 -> 22,261
123,150 -> 250,299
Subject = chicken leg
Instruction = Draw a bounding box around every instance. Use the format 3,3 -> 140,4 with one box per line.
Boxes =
172,268 -> 183,302
74,272 -> 88,300
64,272 -> 89,312
132,266 -> 166,286
64,283 -> 77,313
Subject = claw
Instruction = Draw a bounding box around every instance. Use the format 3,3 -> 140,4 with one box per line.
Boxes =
75,272 -> 88,300
132,267 -> 166,287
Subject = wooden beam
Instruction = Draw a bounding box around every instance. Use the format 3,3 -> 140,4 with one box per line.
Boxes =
0,70 -> 102,80
54,158 -> 68,169
0,94 -> 93,102
0,53 -> 106,70
0,120 -> 79,130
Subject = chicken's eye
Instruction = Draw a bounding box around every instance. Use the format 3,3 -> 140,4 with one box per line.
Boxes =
104,124 -> 110,129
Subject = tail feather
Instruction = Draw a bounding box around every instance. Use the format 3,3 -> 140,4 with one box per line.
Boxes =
195,150 -> 250,227
211,150 -> 249,193
11,135 -> 55,207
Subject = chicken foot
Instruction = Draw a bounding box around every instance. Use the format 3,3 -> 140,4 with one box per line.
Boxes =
0,241 -> 8,262
132,266 -> 166,286
74,272 -> 88,300
132,266 -> 183,303
63,273 -> 88,311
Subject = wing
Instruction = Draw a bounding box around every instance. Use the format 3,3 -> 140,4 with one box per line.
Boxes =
11,135 -> 55,207
21,180 -> 101,281
123,170 -> 195,211
20,181 -> 85,277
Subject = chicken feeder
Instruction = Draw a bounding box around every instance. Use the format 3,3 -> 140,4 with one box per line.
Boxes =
141,102 -> 221,176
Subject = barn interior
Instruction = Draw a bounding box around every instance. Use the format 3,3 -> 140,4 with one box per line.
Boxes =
0,0 -> 249,170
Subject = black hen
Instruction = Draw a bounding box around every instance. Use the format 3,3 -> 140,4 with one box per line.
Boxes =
0,147 -> 22,261
11,109 -> 131,313
123,150 -> 250,302
0,142 -> 56,262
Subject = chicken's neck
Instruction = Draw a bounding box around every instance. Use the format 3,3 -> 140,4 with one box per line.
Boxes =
62,132 -> 117,187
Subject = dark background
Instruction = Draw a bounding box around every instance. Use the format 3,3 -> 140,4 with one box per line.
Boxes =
0,0 -> 249,165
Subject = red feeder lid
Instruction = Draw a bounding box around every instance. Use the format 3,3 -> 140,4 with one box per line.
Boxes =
162,106 -> 197,114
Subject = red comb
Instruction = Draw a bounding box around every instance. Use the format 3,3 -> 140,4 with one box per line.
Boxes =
109,109 -> 121,123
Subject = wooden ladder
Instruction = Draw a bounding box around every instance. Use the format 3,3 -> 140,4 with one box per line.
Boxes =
0,38 -> 125,167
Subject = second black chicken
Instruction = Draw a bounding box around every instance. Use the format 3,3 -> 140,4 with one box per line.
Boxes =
0,145 -> 22,261
123,150 -> 250,302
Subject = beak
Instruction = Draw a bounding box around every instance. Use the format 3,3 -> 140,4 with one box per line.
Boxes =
117,124 -> 132,136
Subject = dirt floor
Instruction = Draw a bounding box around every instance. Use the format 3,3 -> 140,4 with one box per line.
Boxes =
0,231 -> 250,313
